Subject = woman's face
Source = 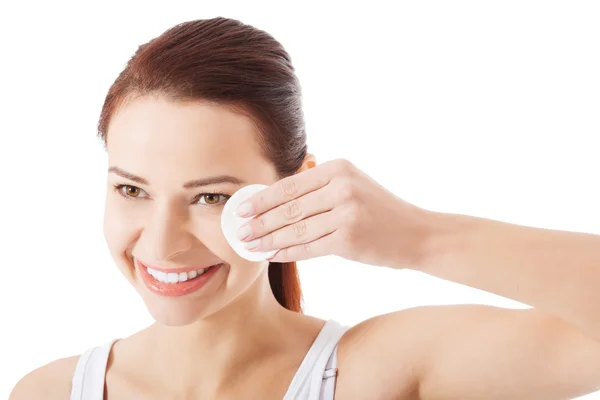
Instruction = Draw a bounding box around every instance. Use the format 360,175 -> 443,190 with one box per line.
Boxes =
104,95 -> 280,326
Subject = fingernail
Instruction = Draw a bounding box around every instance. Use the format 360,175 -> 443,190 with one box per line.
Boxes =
236,202 -> 253,217
244,239 -> 260,251
236,224 -> 252,240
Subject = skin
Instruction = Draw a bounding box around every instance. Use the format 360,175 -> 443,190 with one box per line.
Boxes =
11,94 -> 600,399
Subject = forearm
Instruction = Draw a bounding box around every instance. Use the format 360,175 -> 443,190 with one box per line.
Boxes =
418,211 -> 600,342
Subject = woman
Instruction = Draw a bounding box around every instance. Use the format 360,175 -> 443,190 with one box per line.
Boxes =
11,17 -> 600,400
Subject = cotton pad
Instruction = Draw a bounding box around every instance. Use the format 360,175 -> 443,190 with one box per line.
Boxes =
221,184 -> 279,261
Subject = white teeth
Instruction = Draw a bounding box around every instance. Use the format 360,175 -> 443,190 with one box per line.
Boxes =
146,265 -> 217,284
167,273 -> 178,283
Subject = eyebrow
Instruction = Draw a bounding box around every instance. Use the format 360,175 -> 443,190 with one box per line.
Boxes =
108,166 -> 246,188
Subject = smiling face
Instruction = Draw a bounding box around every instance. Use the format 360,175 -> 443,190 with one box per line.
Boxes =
103,95 -> 280,326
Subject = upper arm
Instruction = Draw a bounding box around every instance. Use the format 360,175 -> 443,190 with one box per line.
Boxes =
10,356 -> 79,400
336,305 -> 600,400
418,305 -> 600,399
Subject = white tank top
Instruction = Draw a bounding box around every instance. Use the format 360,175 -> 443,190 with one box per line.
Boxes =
70,319 -> 349,400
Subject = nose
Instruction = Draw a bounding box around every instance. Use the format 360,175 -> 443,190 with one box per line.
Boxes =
142,201 -> 194,261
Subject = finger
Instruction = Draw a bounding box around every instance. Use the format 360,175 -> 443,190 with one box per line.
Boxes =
236,164 -> 335,218
267,231 -> 338,263
245,210 -> 337,252
238,186 -> 333,242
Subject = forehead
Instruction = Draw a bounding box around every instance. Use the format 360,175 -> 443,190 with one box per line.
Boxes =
105,95 -> 276,184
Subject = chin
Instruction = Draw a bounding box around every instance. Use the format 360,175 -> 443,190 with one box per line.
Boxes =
144,296 -> 221,326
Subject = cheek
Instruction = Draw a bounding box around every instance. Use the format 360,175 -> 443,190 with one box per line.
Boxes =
191,208 -> 237,261
191,209 -> 259,271
103,196 -> 145,257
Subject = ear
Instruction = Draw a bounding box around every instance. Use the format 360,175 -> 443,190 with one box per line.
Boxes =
296,153 -> 317,174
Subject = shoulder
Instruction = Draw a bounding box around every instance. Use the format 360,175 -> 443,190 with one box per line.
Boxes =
334,306 -> 432,399
10,355 -> 80,400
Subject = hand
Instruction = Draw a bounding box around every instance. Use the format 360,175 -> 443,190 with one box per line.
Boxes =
234,159 -> 433,269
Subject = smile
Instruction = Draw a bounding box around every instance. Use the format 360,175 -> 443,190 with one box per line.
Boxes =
136,260 -> 223,297
147,266 -> 214,283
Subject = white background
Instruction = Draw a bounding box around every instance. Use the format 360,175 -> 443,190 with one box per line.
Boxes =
1,1 -> 599,398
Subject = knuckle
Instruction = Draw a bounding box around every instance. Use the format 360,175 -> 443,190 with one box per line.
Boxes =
254,216 -> 265,229
301,242 -> 312,255
338,228 -> 354,248
293,219 -> 308,238
263,233 -> 274,248
255,194 -> 268,213
278,247 -> 289,259
337,178 -> 356,201
333,158 -> 354,174
339,207 -> 362,252
340,205 -> 361,240
279,177 -> 298,198
252,216 -> 265,234
342,225 -> 359,247
346,203 -> 360,224
283,200 -> 302,221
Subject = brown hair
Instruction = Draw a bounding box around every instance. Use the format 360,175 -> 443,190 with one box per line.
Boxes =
97,17 -> 305,312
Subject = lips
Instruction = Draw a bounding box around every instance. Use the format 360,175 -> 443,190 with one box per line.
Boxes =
137,259 -> 222,297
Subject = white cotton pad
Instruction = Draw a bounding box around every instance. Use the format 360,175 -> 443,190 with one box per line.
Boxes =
221,184 -> 279,261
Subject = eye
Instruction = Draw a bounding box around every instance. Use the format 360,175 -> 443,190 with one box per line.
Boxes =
114,184 -> 148,199
197,193 -> 229,205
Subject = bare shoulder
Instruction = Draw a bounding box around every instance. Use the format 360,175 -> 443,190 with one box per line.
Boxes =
10,355 -> 80,400
335,306 -> 432,399
335,304 -> 600,400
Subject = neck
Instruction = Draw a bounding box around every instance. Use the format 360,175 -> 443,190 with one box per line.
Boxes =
128,272 -> 317,396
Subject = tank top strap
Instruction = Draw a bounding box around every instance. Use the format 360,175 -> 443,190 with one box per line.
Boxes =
70,339 -> 117,400
283,319 -> 350,400
318,345 -> 342,400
